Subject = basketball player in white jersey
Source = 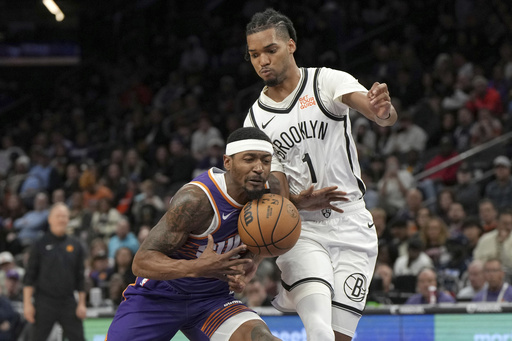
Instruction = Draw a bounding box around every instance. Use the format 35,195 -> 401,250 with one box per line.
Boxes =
242,8 -> 398,341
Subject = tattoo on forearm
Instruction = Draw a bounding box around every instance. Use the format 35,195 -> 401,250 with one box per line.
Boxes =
143,186 -> 213,256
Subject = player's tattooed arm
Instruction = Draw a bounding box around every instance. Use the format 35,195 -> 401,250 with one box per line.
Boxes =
143,185 -> 213,256
133,185 -> 250,281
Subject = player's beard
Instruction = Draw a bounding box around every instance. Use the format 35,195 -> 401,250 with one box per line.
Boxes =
265,77 -> 280,87
246,187 -> 266,201
264,68 -> 286,87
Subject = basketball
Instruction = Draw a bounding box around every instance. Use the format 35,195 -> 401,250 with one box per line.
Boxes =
238,193 -> 301,257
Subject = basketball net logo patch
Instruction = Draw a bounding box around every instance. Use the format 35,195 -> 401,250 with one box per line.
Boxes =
321,209 -> 331,218
344,273 -> 367,302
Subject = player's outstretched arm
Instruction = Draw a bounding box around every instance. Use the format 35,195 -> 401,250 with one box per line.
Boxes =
290,185 -> 348,213
343,82 -> 397,127
268,171 -> 348,213
132,185 -> 251,281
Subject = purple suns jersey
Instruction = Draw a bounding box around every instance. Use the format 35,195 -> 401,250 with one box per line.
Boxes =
106,168 -> 254,340
131,167 -> 244,297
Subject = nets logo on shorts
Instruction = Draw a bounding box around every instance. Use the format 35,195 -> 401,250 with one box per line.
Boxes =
344,273 -> 367,302
321,209 -> 331,218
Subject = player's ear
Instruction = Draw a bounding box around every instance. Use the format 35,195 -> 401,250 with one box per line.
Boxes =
288,39 -> 296,54
224,154 -> 232,171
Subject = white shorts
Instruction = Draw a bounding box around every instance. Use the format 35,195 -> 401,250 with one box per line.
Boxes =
272,199 -> 378,334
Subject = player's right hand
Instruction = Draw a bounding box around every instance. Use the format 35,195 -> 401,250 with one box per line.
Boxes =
292,185 -> 348,213
197,235 -> 253,281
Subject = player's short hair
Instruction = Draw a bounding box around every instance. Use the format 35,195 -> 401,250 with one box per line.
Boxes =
227,127 -> 272,145
245,8 -> 297,61
246,8 -> 297,42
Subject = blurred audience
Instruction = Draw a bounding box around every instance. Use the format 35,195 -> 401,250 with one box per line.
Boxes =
0,282 -> 23,341
13,192 -> 50,247
107,218 -> 139,261
457,259 -> 486,301
18,147 -> 60,209
80,170 -> 114,211
472,258 -> 512,302
404,268 -> 456,304
446,202 -> 467,240
382,112 -> 428,159
377,155 -> 415,217
424,136 -> 460,187
473,209 -> 512,278
460,217 -> 484,262
190,116 -> 223,161
470,108 -> 502,146
90,198 -> 123,242
394,238 -> 434,277
419,216 -> 450,270
453,163 -> 481,216
484,155 -> 512,211
478,199 -> 499,233
131,180 -> 165,228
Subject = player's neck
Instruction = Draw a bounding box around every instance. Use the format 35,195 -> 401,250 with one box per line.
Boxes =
265,66 -> 301,102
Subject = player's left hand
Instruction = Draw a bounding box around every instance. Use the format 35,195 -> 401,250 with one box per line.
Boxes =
227,272 -> 245,293
368,82 -> 392,119
226,254 -> 259,292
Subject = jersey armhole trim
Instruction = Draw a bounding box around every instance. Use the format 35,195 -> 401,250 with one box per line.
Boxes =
313,68 -> 346,122
187,182 -> 220,238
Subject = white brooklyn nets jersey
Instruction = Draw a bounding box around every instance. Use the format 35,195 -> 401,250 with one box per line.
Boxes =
244,67 -> 368,220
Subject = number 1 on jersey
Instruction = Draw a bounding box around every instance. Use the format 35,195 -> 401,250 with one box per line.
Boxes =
302,153 -> 317,183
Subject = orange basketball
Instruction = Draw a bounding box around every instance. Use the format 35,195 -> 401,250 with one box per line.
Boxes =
238,193 -> 301,257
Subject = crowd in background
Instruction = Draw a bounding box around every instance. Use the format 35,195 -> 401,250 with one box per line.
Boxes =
1,0 -> 512,334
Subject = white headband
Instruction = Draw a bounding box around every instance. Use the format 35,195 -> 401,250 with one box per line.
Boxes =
225,139 -> 273,155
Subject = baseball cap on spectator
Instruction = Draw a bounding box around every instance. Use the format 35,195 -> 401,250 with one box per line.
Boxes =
0,251 -> 14,265
6,269 -> 19,280
493,156 -> 511,168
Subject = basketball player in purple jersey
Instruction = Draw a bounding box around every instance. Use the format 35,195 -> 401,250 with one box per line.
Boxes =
105,127 -> 280,340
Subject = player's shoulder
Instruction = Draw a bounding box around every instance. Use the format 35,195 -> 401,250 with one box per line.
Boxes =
171,184 -> 211,213
314,67 -> 357,81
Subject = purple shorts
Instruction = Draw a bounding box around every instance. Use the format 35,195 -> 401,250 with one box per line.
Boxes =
106,280 -> 253,340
